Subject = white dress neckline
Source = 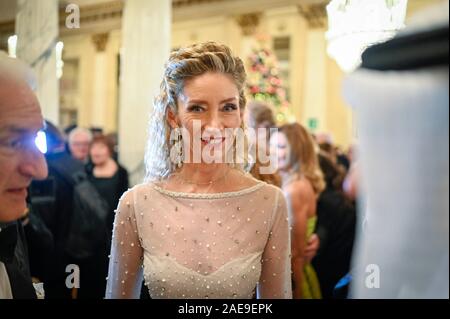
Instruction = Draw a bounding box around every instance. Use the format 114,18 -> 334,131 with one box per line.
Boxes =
151,180 -> 266,199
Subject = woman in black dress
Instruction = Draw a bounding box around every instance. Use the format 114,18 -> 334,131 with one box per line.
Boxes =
84,135 -> 129,298
88,135 -> 129,239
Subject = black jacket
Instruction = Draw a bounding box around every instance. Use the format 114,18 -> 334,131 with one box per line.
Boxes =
0,221 -> 36,299
312,188 -> 356,299
26,151 -> 86,298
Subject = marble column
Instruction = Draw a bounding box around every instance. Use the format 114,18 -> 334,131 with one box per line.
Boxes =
91,33 -> 109,130
301,28 -> 328,134
298,4 -> 328,133
15,0 -> 59,125
118,0 -> 171,185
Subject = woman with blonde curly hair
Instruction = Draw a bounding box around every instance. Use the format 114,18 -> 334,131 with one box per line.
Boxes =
270,123 -> 325,299
106,42 -> 292,299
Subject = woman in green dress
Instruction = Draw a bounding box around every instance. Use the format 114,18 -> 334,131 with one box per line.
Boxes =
270,123 -> 325,299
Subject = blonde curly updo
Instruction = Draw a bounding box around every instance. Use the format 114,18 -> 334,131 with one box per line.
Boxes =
145,42 -> 248,182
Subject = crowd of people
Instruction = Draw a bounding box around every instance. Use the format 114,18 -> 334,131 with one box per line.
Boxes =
246,101 -> 357,299
28,125 -> 130,299
1,43 -> 358,300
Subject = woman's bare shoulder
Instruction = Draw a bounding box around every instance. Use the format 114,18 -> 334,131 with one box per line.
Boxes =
285,178 -> 315,199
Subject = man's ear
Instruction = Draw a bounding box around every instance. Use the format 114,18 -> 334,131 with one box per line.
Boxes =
167,108 -> 178,129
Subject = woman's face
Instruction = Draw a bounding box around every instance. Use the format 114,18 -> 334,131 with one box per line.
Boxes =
270,131 -> 291,171
170,72 -> 242,164
90,142 -> 111,166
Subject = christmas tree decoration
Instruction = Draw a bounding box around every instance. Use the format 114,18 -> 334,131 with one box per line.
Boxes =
246,37 -> 296,124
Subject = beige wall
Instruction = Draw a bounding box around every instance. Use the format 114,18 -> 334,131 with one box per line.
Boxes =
59,0 -> 444,146
407,0 -> 445,19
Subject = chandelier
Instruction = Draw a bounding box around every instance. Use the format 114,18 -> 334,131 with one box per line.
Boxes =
326,0 -> 408,72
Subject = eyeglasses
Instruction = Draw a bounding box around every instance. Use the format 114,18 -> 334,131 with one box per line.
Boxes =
35,131 -> 47,154
0,130 -> 47,155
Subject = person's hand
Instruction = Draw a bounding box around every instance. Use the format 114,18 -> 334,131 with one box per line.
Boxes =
304,233 -> 320,263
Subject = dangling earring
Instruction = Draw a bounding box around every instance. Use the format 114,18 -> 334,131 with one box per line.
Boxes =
172,127 -> 184,168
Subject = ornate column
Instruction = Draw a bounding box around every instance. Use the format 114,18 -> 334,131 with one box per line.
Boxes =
235,12 -> 262,59
297,3 -> 328,133
15,0 -> 59,124
118,0 -> 171,185
91,32 -> 109,130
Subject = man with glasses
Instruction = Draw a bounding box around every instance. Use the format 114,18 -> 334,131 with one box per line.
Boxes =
0,52 -> 48,299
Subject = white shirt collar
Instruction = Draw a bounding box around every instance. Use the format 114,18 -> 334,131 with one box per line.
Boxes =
0,262 -> 13,299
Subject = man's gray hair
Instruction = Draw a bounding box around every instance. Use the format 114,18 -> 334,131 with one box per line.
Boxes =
68,127 -> 93,145
0,51 -> 37,91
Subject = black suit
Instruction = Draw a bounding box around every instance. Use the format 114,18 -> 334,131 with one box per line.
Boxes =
312,188 -> 356,299
26,150 -> 85,299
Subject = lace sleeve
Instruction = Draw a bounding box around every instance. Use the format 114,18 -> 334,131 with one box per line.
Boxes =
105,189 -> 143,299
257,189 -> 292,299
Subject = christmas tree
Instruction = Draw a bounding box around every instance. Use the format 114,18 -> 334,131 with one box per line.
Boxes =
246,38 -> 295,124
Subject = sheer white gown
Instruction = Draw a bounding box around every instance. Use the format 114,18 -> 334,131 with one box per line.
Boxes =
105,179 -> 292,299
